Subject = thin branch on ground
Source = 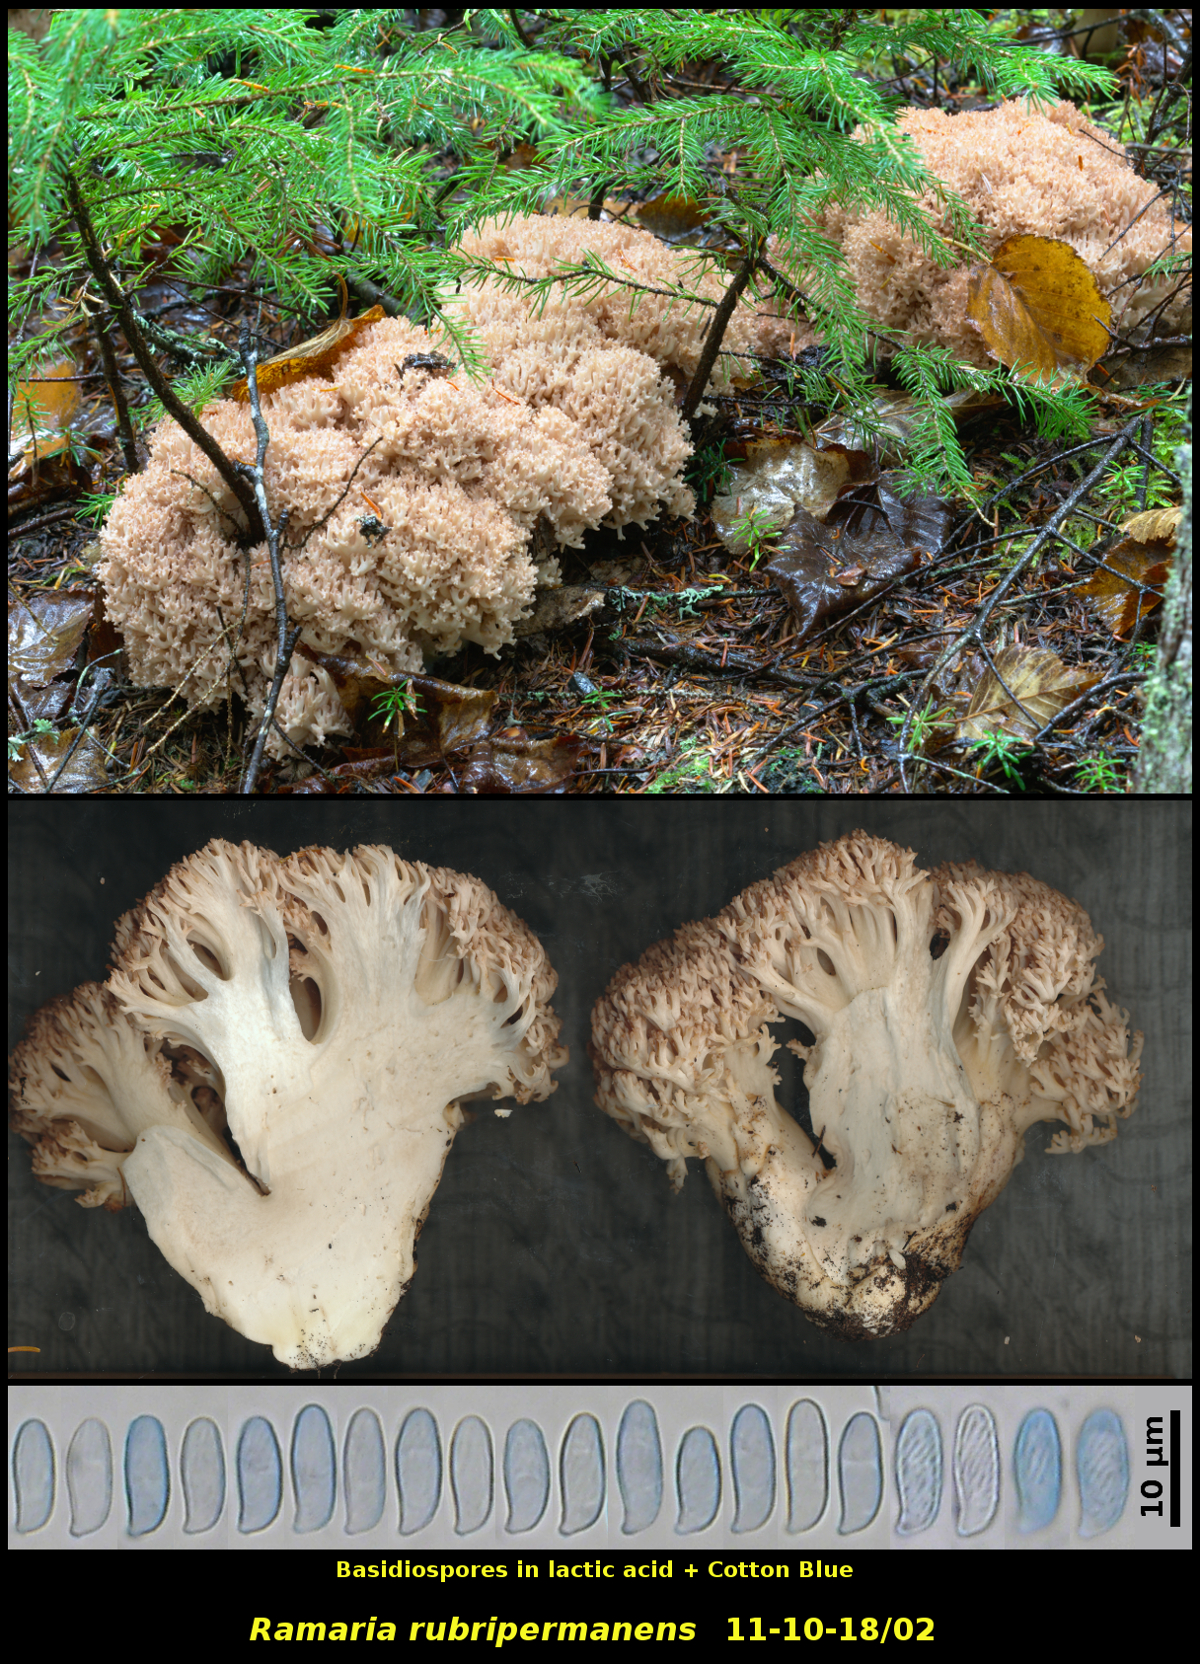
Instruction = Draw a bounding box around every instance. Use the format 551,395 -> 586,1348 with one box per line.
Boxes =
234,327 -> 300,795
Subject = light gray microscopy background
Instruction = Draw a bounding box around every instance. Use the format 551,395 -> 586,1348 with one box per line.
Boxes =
8,802 -> 1189,1379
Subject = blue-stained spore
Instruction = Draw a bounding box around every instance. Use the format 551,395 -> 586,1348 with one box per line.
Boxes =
1077,1409 -> 1129,1538
1014,1409 -> 1061,1534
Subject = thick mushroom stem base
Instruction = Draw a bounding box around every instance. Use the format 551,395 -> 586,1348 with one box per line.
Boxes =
707,991 -> 1025,1339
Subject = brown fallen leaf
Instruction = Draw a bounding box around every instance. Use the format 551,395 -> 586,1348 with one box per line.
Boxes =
9,587 -> 94,711
230,298 -> 384,402
967,234 -> 1112,380
958,643 -> 1100,743
9,725 -> 110,793
1121,506 -> 1183,546
1074,502 -> 1180,636
457,728 -> 586,794
764,472 -> 951,643
9,356 -> 94,509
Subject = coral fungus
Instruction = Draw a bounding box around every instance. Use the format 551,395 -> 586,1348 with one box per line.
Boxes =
797,98 -> 1191,366
98,213 -> 784,755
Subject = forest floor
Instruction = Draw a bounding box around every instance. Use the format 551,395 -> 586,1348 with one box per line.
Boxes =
8,10 -> 1191,795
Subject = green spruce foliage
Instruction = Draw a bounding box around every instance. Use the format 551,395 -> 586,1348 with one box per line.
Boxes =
10,9 -> 1118,501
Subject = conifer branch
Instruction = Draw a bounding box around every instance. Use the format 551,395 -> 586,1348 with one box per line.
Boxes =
62,167 -> 265,543
13,5 -> 1165,794
17,9 -> 1127,512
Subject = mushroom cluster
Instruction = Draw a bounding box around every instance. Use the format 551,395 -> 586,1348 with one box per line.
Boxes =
791,97 -> 1191,366
98,212 -> 787,754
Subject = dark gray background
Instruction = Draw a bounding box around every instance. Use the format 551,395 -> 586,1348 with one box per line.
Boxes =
8,803 -> 1190,1379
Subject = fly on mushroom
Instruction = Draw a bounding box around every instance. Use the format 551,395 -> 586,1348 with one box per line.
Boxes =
395,352 -> 457,384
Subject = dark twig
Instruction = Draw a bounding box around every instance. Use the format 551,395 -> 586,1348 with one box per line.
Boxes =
680,239 -> 762,422
1030,670 -> 1148,748
8,683 -> 53,792
897,416 -> 1143,792
343,271 -> 404,316
508,6 -> 535,51
90,307 -> 141,476
234,329 -> 300,795
8,504 -> 84,539
45,679 -> 107,792
622,634 -> 817,690
63,167 -> 264,543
